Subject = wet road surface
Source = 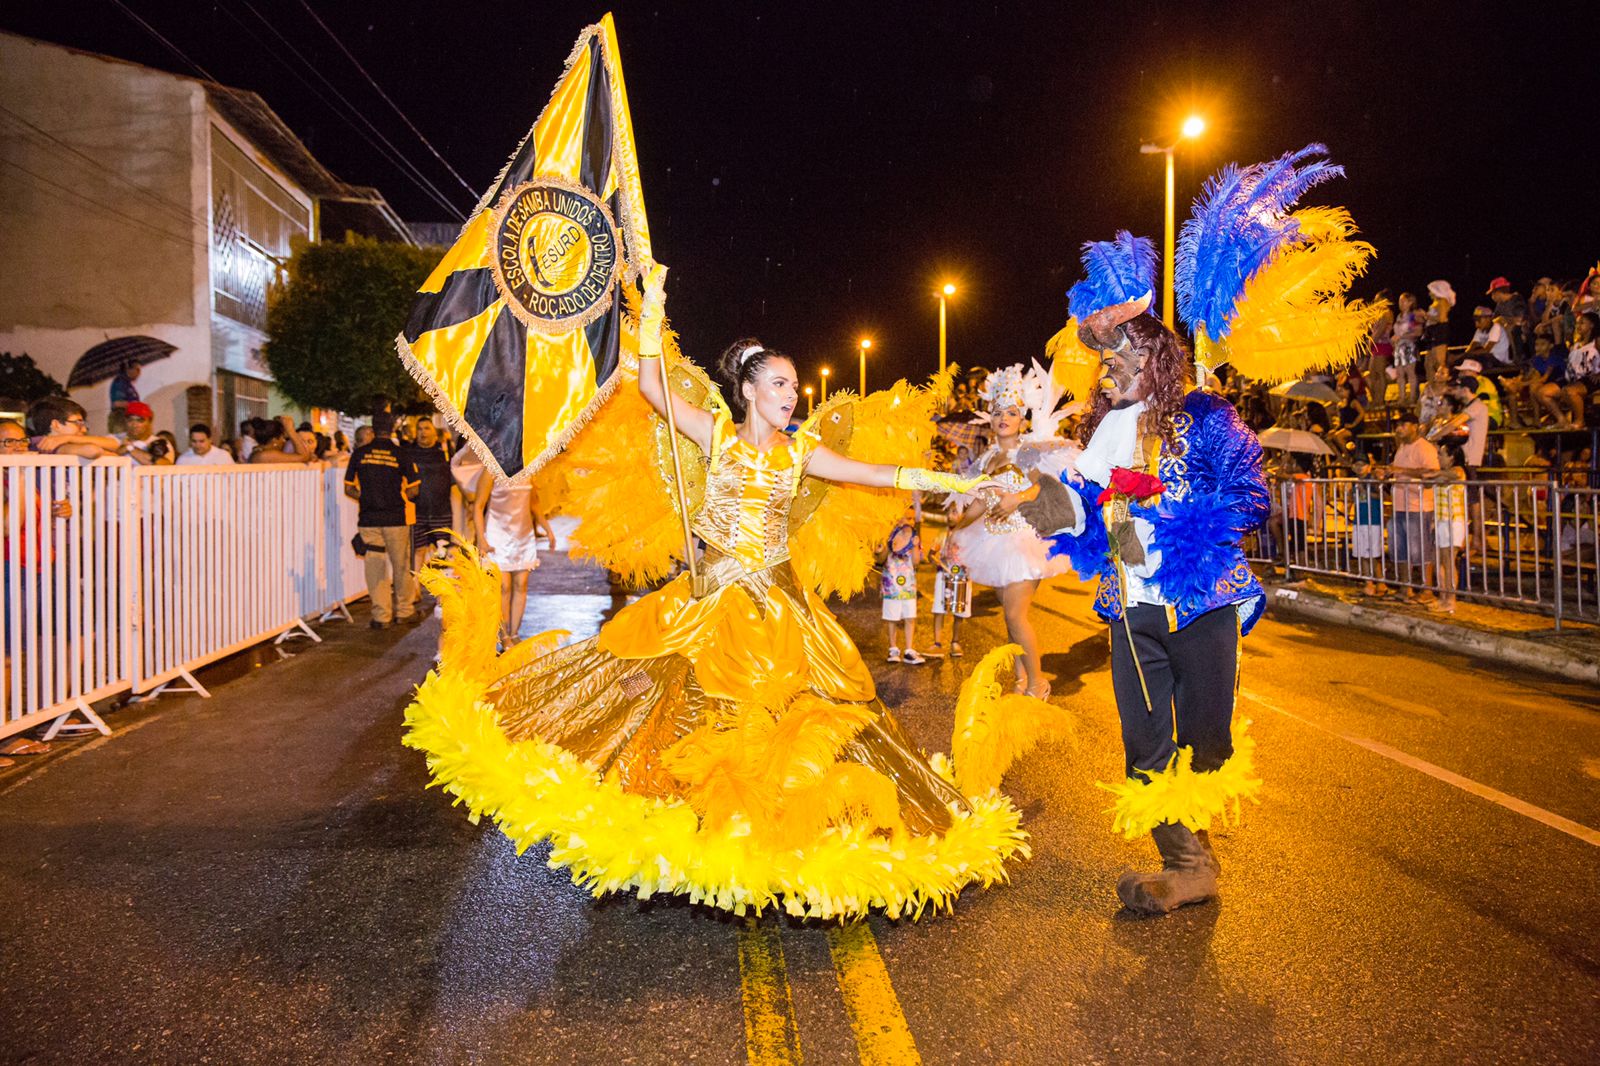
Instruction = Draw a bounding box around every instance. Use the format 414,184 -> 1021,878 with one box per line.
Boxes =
2,547 -> 1597,1064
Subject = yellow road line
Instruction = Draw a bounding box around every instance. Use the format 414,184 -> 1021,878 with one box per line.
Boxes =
826,922 -> 922,1065
737,920 -> 804,1066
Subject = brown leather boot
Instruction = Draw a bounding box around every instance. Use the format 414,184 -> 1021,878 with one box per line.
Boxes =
1115,822 -> 1220,915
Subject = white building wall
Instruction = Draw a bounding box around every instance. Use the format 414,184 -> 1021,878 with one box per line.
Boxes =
0,33 -> 213,436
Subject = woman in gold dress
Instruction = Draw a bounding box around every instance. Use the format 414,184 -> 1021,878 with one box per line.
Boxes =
403,264 -> 1068,920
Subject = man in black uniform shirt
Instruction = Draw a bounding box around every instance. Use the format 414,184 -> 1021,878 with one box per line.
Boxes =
344,413 -> 419,628
406,418 -> 456,584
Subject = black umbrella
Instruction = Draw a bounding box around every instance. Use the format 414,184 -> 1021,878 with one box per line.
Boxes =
67,336 -> 177,389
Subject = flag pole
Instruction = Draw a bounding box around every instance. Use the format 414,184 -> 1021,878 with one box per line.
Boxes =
650,338 -> 699,588
604,14 -> 697,585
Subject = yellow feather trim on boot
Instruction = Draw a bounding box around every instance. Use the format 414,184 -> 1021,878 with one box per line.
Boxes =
1096,718 -> 1263,838
951,644 -> 1076,795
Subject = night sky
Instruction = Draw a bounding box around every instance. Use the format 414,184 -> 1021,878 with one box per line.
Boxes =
6,0 -> 1595,386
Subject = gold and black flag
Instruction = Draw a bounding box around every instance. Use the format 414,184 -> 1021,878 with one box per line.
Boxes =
397,13 -> 651,481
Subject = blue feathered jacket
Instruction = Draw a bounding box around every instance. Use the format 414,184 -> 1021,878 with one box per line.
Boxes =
1049,390 -> 1270,634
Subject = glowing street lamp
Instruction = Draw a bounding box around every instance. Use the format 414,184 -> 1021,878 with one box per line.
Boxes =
1140,114 -> 1206,327
858,337 -> 873,395
804,384 -> 814,415
820,366 -> 831,404
938,283 -> 957,374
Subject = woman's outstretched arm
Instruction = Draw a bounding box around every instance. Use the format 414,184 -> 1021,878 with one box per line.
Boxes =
635,261 -> 714,453
806,445 -> 1000,495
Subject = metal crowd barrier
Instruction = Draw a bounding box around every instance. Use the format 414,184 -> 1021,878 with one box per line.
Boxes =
1,455 -> 367,742
1255,475 -> 1599,629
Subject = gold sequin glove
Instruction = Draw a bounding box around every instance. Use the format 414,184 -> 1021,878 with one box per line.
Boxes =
639,261 -> 668,358
893,466 -> 984,495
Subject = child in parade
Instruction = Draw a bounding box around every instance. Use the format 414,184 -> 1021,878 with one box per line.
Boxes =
928,524 -> 971,658
881,507 -> 925,663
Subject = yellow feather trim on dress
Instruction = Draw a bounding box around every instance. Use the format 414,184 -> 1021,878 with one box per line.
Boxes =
1219,206 -> 1384,383
789,368 -> 953,600
402,549 -> 1036,920
1095,717 -> 1263,838
950,644 -> 1076,794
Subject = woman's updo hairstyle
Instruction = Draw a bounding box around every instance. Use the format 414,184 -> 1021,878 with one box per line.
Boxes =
716,337 -> 790,420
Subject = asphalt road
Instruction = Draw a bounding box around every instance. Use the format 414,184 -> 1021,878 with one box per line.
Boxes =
2,548 -> 1597,1065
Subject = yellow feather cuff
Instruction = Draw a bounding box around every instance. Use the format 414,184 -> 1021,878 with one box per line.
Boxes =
893,466 -> 982,495
1096,718 -> 1262,838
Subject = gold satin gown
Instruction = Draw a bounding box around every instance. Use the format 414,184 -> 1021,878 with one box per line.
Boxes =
406,412 -> 1053,920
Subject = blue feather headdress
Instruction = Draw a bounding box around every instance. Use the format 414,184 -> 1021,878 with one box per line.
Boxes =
1174,144 -> 1344,342
1067,231 -> 1157,321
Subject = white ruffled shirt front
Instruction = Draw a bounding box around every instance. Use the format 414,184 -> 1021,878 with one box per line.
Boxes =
1072,402 -> 1168,607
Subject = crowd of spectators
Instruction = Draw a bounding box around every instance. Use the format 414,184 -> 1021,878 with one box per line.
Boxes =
1222,271 -> 1600,480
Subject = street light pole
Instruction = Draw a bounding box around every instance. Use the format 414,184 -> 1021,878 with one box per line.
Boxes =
938,283 -> 955,375
1140,115 -> 1205,329
820,367 -> 830,404
1163,148 -> 1176,327
804,385 -> 813,415
858,338 -> 872,395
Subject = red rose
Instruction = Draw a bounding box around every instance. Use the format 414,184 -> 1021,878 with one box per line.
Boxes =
1096,466 -> 1166,505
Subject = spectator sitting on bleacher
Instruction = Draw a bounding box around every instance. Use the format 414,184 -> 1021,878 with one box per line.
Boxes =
1455,359 -> 1503,428
1419,360 -> 1454,425
1561,311 -> 1599,430
1465,305 -> 1512,368
1510,329 -> 1575,429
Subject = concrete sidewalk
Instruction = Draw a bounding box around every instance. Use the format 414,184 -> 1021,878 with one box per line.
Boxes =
1263,575 -> 1600,683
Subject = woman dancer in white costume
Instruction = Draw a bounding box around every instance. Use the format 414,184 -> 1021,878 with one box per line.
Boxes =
947,364 -> 1078,698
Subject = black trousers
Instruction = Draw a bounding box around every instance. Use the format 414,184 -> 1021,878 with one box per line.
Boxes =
1109,604 -> 1239,780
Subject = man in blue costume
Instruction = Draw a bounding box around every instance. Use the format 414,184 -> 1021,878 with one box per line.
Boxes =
1024,287 -> 1268,916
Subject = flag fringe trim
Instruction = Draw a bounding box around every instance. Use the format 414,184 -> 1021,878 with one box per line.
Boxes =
459,20 -> 647,283
396,332 -> 623,484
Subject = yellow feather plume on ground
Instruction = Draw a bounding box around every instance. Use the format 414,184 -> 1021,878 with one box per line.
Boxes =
1222,206 -> 1384,383
790,369 -> 952,600
417,545 -> 504,686
401,548 -> 1038,920
1095,717 -> 1263,837
950,644 -> 1076,794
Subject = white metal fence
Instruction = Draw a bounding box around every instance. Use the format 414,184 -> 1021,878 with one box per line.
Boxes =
1252,475 -> 1600,628
1,456 -> 366,742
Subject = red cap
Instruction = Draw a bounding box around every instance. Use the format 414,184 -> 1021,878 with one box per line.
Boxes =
1485,276 -> 1511,294
125,401 -> 153,419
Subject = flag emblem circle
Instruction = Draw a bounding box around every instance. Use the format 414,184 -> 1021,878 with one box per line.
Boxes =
491,178 -> 620,334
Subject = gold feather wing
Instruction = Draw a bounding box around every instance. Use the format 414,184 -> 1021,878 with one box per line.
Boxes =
558,315 -> 728,587
1220,206 -> 1384,383
788,370 -> 952,601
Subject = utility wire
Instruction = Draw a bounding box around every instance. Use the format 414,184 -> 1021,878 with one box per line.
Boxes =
294,0 -> 478,199
0,105 -> 207,232
225,0 -> 467,220
0,158 -> 201,250
106,0 -> 218,82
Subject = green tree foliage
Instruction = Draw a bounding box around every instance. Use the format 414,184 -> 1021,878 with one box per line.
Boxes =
264,236 -> 442,415
0,352 -> 68,403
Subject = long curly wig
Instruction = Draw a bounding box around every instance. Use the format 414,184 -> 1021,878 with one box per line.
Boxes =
1080,314 -> 1194,449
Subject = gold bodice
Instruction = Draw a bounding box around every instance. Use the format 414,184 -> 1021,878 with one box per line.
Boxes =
691,412 -> 819,574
